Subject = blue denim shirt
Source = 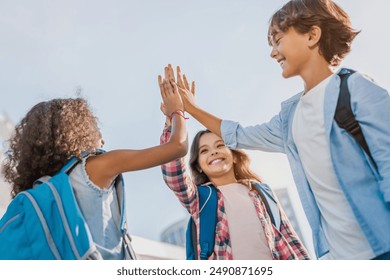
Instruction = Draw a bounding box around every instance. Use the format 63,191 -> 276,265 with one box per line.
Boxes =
221,71 -> 390,258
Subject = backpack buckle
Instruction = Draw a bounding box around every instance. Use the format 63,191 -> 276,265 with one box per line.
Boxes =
341,117 -> 361,137
199,242 -> 209,260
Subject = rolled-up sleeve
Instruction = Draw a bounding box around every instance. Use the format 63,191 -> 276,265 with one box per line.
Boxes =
221,114 -> 285,153
160,126 -> 198,215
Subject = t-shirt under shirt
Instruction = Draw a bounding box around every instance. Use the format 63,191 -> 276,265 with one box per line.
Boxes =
292,74 -> 374,259
217,182 -> 272,260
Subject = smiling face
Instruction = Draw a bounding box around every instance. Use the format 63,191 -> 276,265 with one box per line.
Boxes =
269,26 -> 312,79
196,132 -> 237,185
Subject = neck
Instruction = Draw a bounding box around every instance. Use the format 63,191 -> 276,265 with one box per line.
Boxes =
210,173 -> 237,187
301,57 -> 334,93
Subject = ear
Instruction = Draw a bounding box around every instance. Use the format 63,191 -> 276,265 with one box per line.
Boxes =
308,25 -> 322,48
233,154 -> 238,164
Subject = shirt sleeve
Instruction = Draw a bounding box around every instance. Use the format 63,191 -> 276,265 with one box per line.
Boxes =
349,73 -> 390,201
221,114 -> 286,153
160,125 -> 198,216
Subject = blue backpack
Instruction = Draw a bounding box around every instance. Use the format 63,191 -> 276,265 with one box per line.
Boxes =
186,182 -> 280,260
0,156 -> 136,260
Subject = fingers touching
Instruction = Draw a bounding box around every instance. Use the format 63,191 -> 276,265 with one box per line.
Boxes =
159,64 -> 196,113
164,64 -> 175,82
158,74 -> 184,116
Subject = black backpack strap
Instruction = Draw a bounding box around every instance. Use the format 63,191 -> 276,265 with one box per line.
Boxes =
335,68 -> 377,169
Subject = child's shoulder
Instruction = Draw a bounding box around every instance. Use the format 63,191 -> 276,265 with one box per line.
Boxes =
339,68 -> 389,106
281,91 -> 303,105
346,69 -> 387,93
336,67 -> 375,85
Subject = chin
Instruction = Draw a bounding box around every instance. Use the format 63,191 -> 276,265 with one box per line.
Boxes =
281,70 -> 296,79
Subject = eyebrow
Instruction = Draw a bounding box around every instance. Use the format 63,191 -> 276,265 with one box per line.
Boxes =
199,140 -> 225,150
198,144 -> 208,150
269,31 -> 283,46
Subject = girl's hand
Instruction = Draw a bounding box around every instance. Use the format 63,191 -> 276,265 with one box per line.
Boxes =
164,64 -> 175,82
160,102 -> 171,127
160,102 -> 168,117
158,73 -> 184,117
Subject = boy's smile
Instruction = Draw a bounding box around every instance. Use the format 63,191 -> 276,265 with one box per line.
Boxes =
270,27 -> 312,79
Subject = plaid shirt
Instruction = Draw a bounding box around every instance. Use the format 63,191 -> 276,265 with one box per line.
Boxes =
161,127 -> 310,260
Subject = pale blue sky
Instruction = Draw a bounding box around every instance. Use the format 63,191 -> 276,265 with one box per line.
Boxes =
1,0 -> 389,250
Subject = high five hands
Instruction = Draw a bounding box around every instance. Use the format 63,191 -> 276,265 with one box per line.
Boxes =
158,65 -> 184,126
159,64 -> 196,120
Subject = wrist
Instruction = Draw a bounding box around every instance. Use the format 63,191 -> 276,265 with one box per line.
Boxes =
164,117 -> 171,127
184,102 -> 198,115
169,110 -> 189,121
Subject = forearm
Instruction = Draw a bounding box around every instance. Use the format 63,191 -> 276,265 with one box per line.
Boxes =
166,113 -> 188,156
160,124 -> 197,214
160,153 -> 197,214
186,103 -> 222,137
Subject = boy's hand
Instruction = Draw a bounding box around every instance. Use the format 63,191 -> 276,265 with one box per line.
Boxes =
175,66 -> 196,113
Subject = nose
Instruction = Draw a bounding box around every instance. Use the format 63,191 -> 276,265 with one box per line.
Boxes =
270,45 -> 278,59
210,150 -> 218,156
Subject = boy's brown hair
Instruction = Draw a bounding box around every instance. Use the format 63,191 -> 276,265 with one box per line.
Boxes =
268,0 -> 360,66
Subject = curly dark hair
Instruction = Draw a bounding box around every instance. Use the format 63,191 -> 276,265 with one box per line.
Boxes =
2,98 -> 102,197
189,130 -> 262,186
268,0 -> 360,66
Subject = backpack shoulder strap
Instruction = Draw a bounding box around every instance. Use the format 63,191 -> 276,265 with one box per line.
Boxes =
253,182 -> 281,230
185,216 -> 197,260
186,185 -> 218,260
198,185 -> 218,259
33,156 -> 80,188
335,68 -> 377,169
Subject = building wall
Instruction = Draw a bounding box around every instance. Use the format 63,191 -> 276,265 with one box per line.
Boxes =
132,235 -> 185,260
0,114 -> 13,217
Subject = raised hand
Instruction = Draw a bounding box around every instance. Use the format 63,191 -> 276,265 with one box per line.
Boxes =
158,73 -> 184,118
164,64 -> 176,83
174,66 -> 196,114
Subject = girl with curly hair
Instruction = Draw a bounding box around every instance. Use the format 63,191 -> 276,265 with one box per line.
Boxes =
1,73 -> 188,259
